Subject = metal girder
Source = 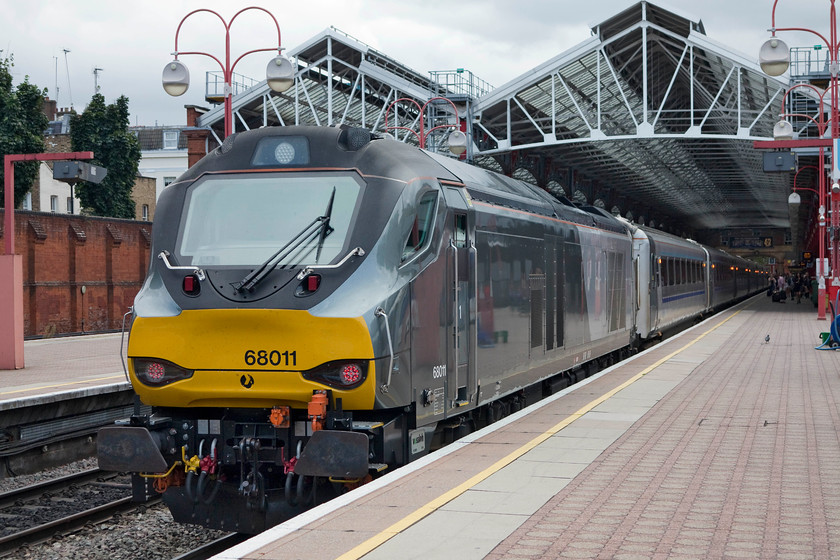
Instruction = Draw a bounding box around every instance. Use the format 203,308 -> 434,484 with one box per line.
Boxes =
196,27 -> 460,155
472,2 -> 793,234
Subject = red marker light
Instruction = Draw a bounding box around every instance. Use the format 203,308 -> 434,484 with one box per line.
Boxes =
146,362 -> 166,382
340,364 -> 362,385
183,274 -> 200,295
307,274 -> 320,292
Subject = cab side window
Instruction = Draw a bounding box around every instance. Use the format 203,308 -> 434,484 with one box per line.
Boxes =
402,191 -> 438,262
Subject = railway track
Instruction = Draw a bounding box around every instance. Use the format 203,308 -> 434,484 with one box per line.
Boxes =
0,468 -> 160,557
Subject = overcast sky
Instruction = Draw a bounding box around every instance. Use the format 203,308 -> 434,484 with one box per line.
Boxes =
2,0 -> 828,127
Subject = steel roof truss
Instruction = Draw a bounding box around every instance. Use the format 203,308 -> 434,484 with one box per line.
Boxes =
266,93 -> 286,126
695,64 -> 735,131
651,44 -> 689,129
297,74 -> 323,126
555,71 -> 594,134
600,47 -> 640,129
340,73 -> 362,126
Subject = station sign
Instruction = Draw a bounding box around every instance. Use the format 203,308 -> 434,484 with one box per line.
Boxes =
53,161 -> 107,185
762,151 -> 795,172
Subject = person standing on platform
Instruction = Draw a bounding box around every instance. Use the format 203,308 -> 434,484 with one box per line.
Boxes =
801,272 -> 811,303
793,273 -> 803,304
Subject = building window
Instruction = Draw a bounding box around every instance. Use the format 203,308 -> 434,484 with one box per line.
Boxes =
23,192 -> 32,210
66,197 -> 73,214
784,230 -> 792,245
50,195 -> 58,213
163,176 -> 176,187
142,204 -> 149,221
163,130 -> 179,149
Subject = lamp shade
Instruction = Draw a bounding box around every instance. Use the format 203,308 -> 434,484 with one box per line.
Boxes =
773,120 -> 794,141
266,55 -> 294,93
447,130 -> 467,155
162,60 -> 190,97
788,192 -> 801,207
759,38 -> 790,76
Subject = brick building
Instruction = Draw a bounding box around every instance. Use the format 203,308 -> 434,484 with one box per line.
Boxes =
132,125 -> 189,202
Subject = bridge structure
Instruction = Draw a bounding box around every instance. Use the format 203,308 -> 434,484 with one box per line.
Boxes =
192,1 -> 813,263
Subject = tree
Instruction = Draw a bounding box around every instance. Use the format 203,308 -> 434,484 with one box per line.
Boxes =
70,94 -> 140,218
0,54 -> 48,208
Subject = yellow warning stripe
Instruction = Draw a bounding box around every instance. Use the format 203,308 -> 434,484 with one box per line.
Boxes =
0,374 -> 126,397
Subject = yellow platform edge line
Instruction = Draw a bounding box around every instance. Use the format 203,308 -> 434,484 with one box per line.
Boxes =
0,374 -> 126,397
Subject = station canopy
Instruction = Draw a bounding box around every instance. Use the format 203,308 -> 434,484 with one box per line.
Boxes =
197,1 -> 793,240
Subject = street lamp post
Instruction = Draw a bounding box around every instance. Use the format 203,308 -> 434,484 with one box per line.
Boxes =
759,0 -> 840,319
385,97 -> 468,155
162,7 -> 294,139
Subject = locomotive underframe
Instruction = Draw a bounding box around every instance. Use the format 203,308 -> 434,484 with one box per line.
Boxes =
114,400 -> 410,533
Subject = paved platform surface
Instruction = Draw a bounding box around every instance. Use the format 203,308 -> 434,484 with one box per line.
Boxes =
0,333 -> 128,407
215,294 -> 840,560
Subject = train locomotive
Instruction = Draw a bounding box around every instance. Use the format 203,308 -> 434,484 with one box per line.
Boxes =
97,125 -> 766,533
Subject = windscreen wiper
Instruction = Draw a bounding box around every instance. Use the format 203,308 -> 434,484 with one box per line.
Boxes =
234,188 -> 337,293
316,188 -> 336,262
283,188 -> 336,270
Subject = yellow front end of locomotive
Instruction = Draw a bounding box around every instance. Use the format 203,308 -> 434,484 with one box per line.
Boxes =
127,309 -> 376,410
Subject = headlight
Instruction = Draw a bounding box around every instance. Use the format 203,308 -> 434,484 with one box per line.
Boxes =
133,358 -> 194,386
302,360 -> 368,389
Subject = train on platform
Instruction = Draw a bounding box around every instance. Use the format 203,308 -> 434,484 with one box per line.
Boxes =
97,125 -> 767,533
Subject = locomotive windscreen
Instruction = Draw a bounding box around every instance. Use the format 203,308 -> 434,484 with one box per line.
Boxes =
175,173 -> 363,267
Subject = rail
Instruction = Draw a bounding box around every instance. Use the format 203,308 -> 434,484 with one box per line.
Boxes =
0,469 -> 157,556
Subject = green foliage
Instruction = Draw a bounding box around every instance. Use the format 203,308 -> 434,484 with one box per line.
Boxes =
0,54 -> 48,208
70,94 -> 140,218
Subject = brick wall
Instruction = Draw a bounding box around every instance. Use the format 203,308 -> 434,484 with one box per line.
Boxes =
0,210 -> 150,337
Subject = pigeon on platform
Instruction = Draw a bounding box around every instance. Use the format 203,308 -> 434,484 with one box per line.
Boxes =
765,334 -> 770,344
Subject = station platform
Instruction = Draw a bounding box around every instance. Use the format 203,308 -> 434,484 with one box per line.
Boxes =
213,294 -> 840,560
0,332 -> 128,408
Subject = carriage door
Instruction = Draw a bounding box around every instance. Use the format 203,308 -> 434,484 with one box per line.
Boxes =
444,188 -> 475,412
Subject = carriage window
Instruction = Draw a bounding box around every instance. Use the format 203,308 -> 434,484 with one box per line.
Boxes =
402,191 -> 438,262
